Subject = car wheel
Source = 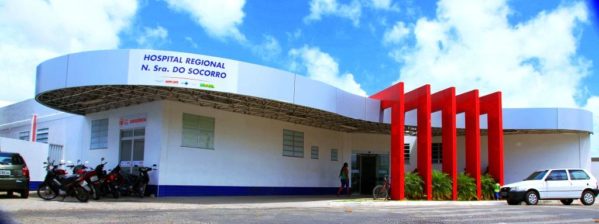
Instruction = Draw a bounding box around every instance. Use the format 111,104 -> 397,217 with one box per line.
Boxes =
580,190 -> 595,206
524,191 -> 539,205
560,199 -> 573,205
507,199 -> 521,205
20,190 -> 29,199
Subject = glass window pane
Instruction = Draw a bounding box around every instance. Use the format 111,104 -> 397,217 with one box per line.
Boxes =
182,113 -> 215,149
133,139 -> 145,161
91,119 -> 108,149
120,140 -> 132,162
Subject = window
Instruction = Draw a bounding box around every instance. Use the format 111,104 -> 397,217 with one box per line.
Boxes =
36,128 -> 49,143
547,170 -> 568,181
525,170 -> 548,180
404,144 -> 410,164
568,170 -> 590,180
311,146 -> 319,159
283,129 -> 304,157
331,148 -> 338,161
90,119 -> 108,149
432,143 -> 442,164
181,113 -> 215,149
18,131 -> 30,141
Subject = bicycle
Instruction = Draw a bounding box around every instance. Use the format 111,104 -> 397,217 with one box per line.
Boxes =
373,176 -> 391,200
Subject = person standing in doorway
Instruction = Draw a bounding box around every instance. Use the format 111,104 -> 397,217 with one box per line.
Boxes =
337,162 -> 350,196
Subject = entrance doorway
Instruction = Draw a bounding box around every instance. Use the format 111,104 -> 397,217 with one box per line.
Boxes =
119,128 -> 145,173
351,153 -> 389,195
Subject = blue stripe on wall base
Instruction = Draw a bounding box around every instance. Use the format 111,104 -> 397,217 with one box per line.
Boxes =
156,185 -> 340,197
29,181 -> 42,190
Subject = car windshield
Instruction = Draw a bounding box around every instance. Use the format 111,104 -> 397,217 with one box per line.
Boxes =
0,153 -> 24,165
525,170 -> 548,180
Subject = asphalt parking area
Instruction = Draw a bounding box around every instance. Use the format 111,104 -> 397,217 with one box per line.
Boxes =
1,195 -> 598,223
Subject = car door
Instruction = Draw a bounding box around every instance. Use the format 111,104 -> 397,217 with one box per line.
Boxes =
544,170 -> 570,198
568,169 -> 592,198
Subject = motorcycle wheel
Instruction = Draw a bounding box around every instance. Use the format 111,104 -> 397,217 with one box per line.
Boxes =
37,183 -> 57,200
91,184 -> 100,200
73,186 -> 90,202
110,183 -> 120,199
137,183 -> 147,198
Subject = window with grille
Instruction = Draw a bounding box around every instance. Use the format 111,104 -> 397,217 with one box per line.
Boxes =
331,148 -> 338,161
18,131 -> 30,141
432,143 -> 442,164
283,129 -> 304,158
311,146 -> 319,159
182,113 -> 215,149
90,119 -> 109,149
404,144 -> 410,164
36,128 -> 49,143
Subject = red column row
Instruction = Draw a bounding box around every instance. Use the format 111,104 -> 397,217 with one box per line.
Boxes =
370,82 -> 504,200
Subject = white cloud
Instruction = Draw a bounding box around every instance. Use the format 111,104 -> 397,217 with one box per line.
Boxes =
136,26 -> 169,48
252,35 -> 282,62
184,36 -> 199,49
289,46 -> 367,96
370,0 -> 399,11
393,0 -> 589,108
0,0 -> 138,104
372,0 -> 392,9
165,0 -> 246,42
383,21 -> 410,45
304,0 -> 362,26
391,0 -> 599,153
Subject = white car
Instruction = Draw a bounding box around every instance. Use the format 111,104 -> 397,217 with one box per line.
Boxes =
500,169 -> 599,205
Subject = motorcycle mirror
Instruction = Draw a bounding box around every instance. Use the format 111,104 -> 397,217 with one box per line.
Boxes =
101,157 -> 105,161
43,162 -> 47,164
153,164 -> 157,167
76,159 -> 81,164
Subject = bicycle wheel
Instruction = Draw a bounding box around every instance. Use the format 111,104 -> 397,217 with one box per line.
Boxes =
373,185 -> 387,200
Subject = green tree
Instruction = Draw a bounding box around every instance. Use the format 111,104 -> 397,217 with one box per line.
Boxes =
405,172 -> 424,199
457,172 -> 477,200
432,170 -> 453,200
481,173 -> 497,200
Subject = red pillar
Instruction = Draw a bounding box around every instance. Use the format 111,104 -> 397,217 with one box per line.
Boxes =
480,92 -> 504,185
405,85 -> 432,200
456,90 -> 481,200
431,87 -> 457,200
371,83 -> 405,200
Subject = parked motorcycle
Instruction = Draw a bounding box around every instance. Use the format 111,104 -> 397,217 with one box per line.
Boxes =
117,164 -> 156,198
37,159 -> 91,202
98,163 -> 121,199
68,160 -> 101,200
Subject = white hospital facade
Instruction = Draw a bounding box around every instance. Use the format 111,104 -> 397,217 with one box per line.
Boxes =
0,49 -> 594,196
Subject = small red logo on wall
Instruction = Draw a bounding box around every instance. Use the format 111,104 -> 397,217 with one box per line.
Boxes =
120,113 -> 147,129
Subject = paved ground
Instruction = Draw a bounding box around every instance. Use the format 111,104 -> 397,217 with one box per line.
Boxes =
1,194 -> 598,223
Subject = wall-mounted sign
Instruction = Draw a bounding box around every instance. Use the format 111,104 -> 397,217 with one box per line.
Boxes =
119,113 -> 147,129
120,161 -> 132,167
127,50 -> 240,93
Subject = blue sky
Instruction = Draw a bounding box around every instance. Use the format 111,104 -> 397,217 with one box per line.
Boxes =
0,0 -> 598,153
112,0 -> 599,99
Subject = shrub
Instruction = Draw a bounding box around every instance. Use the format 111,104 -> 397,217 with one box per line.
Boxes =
432,170 -> 453,200
457,172 -> 477,200
404,172 -> 424,199
481,173 -> 497,200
